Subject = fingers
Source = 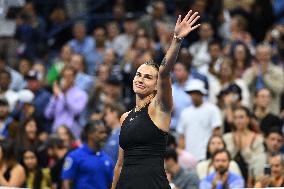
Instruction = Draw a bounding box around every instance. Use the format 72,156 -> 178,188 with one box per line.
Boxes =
187,12 -> 199,24
176,15 -> 181,25
183,10 -> 192,22
191,24 -> 201,31
190,15 -> 200,26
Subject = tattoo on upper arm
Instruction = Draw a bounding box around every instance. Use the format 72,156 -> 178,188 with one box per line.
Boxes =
161,57 -> 167,66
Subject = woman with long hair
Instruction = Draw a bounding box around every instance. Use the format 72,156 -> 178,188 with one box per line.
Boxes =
111,10 -> 201,189
21,149 -> 51,189
0,139 -> 25,186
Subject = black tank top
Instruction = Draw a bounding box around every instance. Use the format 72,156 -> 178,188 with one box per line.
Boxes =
119,104 -> 168,167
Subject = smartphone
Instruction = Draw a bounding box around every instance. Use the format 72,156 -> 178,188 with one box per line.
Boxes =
264,164 -> 271,175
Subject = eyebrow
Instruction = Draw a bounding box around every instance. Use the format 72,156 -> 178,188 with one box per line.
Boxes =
136,71 -> 155,78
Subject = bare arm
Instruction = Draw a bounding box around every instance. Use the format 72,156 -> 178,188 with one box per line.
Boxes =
178,134 -> 185,149
153,10 -> 201,131
111,112 -> 129,189
0,165 -> 25,187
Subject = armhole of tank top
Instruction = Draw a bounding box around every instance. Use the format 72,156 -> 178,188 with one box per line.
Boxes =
145,105 -> 169,135
121,110 -> 133,126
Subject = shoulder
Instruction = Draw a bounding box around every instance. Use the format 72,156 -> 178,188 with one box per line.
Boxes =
120,111 -> 130,125
223,132 -> 233,141
12,163 -> 25,174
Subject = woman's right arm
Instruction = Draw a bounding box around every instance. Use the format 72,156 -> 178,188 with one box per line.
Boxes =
111,147 -> 124,189
111,111 -> 129,189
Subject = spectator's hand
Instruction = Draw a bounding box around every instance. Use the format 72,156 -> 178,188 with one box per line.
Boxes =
254,175 -> 272,188
251,61 -> 259,77
174,10 -> 200,39
53,81 -> 61,97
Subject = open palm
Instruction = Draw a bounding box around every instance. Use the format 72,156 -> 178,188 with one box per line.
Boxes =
174,10 -> 200,38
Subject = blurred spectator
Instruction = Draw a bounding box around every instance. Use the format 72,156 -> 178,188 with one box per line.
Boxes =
12,89 -> 35,121
106,22 -> 121,49
47,44 -> 73,85
217,83 -> 244,133
177,79 -> 222,160
26,70 -> 51,132
46,135 -> 69,189
197,135 -> 241,179
113,13 -> 138,57
69,53 -> 94,93
264,128 -> 283,157
223,106 -> 266,181
0,70 -> 18,111
253,88 -> 282,135
230,41 -> 251,79
17,58 -> 32,78
243,43 -> 284,115
21,149 -> 51,189
164,148 -> 199,189
0,98 -> 16,139
103,103 -> 125,163
45,66 -> 88,138
55,125 -> 78,150
102,48 -> 122,80
254,153 -> 284,187
0,54 -> 25,91
138,0 -> 174,39
15,117 -> 41,156
200,149 -> 245,189
189,22 -> 214,74
166,133 -> 198,170
0,139 -> 25,187
62,121 -> 114,189
273,0 -> 284,25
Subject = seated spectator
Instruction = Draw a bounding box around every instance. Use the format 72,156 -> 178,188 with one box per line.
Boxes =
0,98 -> 17,139
46,136 -> 69,189
62,121 -> 114,189
55,125 -> 79,150
21,149 -> 51,189
46,45 -> 72,85
253,88 -> 282,135
243,43 -> 284,115
265,128 -> 283,157
0,139 -> 25,187
0,70 -> 18,111
164,148 -> 199,189
103,103 -> 126,163
254,153 -> 284,187
223,106 -> 266,181
200,149 -> 245,189
197,135 -> 241,179
44,66 -> 88,138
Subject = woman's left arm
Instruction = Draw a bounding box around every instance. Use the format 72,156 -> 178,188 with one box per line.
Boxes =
153,11 -> 200,130
0,164 -> 26,187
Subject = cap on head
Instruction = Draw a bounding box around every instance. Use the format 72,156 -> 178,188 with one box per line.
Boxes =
184,79 -> 207,95
25,70 -> 43,81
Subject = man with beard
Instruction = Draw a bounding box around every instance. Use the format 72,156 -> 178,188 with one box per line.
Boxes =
62,121 -> 114,189
200,149 -> 244,189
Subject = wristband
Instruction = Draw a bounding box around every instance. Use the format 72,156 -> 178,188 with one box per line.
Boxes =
173,34 -> 183,42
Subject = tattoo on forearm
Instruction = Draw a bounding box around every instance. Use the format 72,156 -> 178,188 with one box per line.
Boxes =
161,57 -> 167,66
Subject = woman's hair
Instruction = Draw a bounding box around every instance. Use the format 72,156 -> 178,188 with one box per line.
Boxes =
56,125 -> 75,142
21,149 -> 42,189
80,121 -> 104,142
0,139 -> 18,167
206,135 -> 227,159
143,59 -> 160,71
230,41 -> 251,69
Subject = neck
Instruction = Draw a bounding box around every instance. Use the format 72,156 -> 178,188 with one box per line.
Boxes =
236,127 -> 249,134
111,121 -> 120,129
135,94 -> 154,111
57,149 -> 68,159
87,141 -> 99,152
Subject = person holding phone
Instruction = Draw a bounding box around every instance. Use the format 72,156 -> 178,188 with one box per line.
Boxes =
254,153 -> 284,187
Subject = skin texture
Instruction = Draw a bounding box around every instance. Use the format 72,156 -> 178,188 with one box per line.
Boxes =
111,10 -> 201,189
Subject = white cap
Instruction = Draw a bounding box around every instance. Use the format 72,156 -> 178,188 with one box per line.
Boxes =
184,79 -> 207,95
18,89 -> 34,103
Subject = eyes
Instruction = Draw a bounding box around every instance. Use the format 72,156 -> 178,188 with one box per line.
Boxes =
135,72 -> 153,80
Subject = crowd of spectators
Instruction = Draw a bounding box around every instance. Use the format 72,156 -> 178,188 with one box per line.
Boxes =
0,0 -> 284,188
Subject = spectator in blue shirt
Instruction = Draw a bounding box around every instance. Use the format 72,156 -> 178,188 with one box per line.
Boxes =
103,103 -> 126,163
200,149 -> 244,189
62,121 -> 114,189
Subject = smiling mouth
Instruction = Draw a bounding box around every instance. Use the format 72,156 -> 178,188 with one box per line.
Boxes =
135,84 -> 145,89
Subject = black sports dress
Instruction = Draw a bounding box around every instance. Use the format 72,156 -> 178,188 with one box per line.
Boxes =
116,104 -> 171,189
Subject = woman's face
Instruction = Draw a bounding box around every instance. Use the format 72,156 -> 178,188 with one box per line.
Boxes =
19,59 -> 31,75
209,137 -> 225,155
23,151 -> 38,170
233,109 -> 250,130
234,44 -> 246,61
133,64 -> 158,96
25,120 -> 37,140
57,127 -> 71,146
220,61 -> 232,78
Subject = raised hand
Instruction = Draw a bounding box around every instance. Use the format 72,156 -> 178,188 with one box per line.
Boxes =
174,10 -> 200,38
